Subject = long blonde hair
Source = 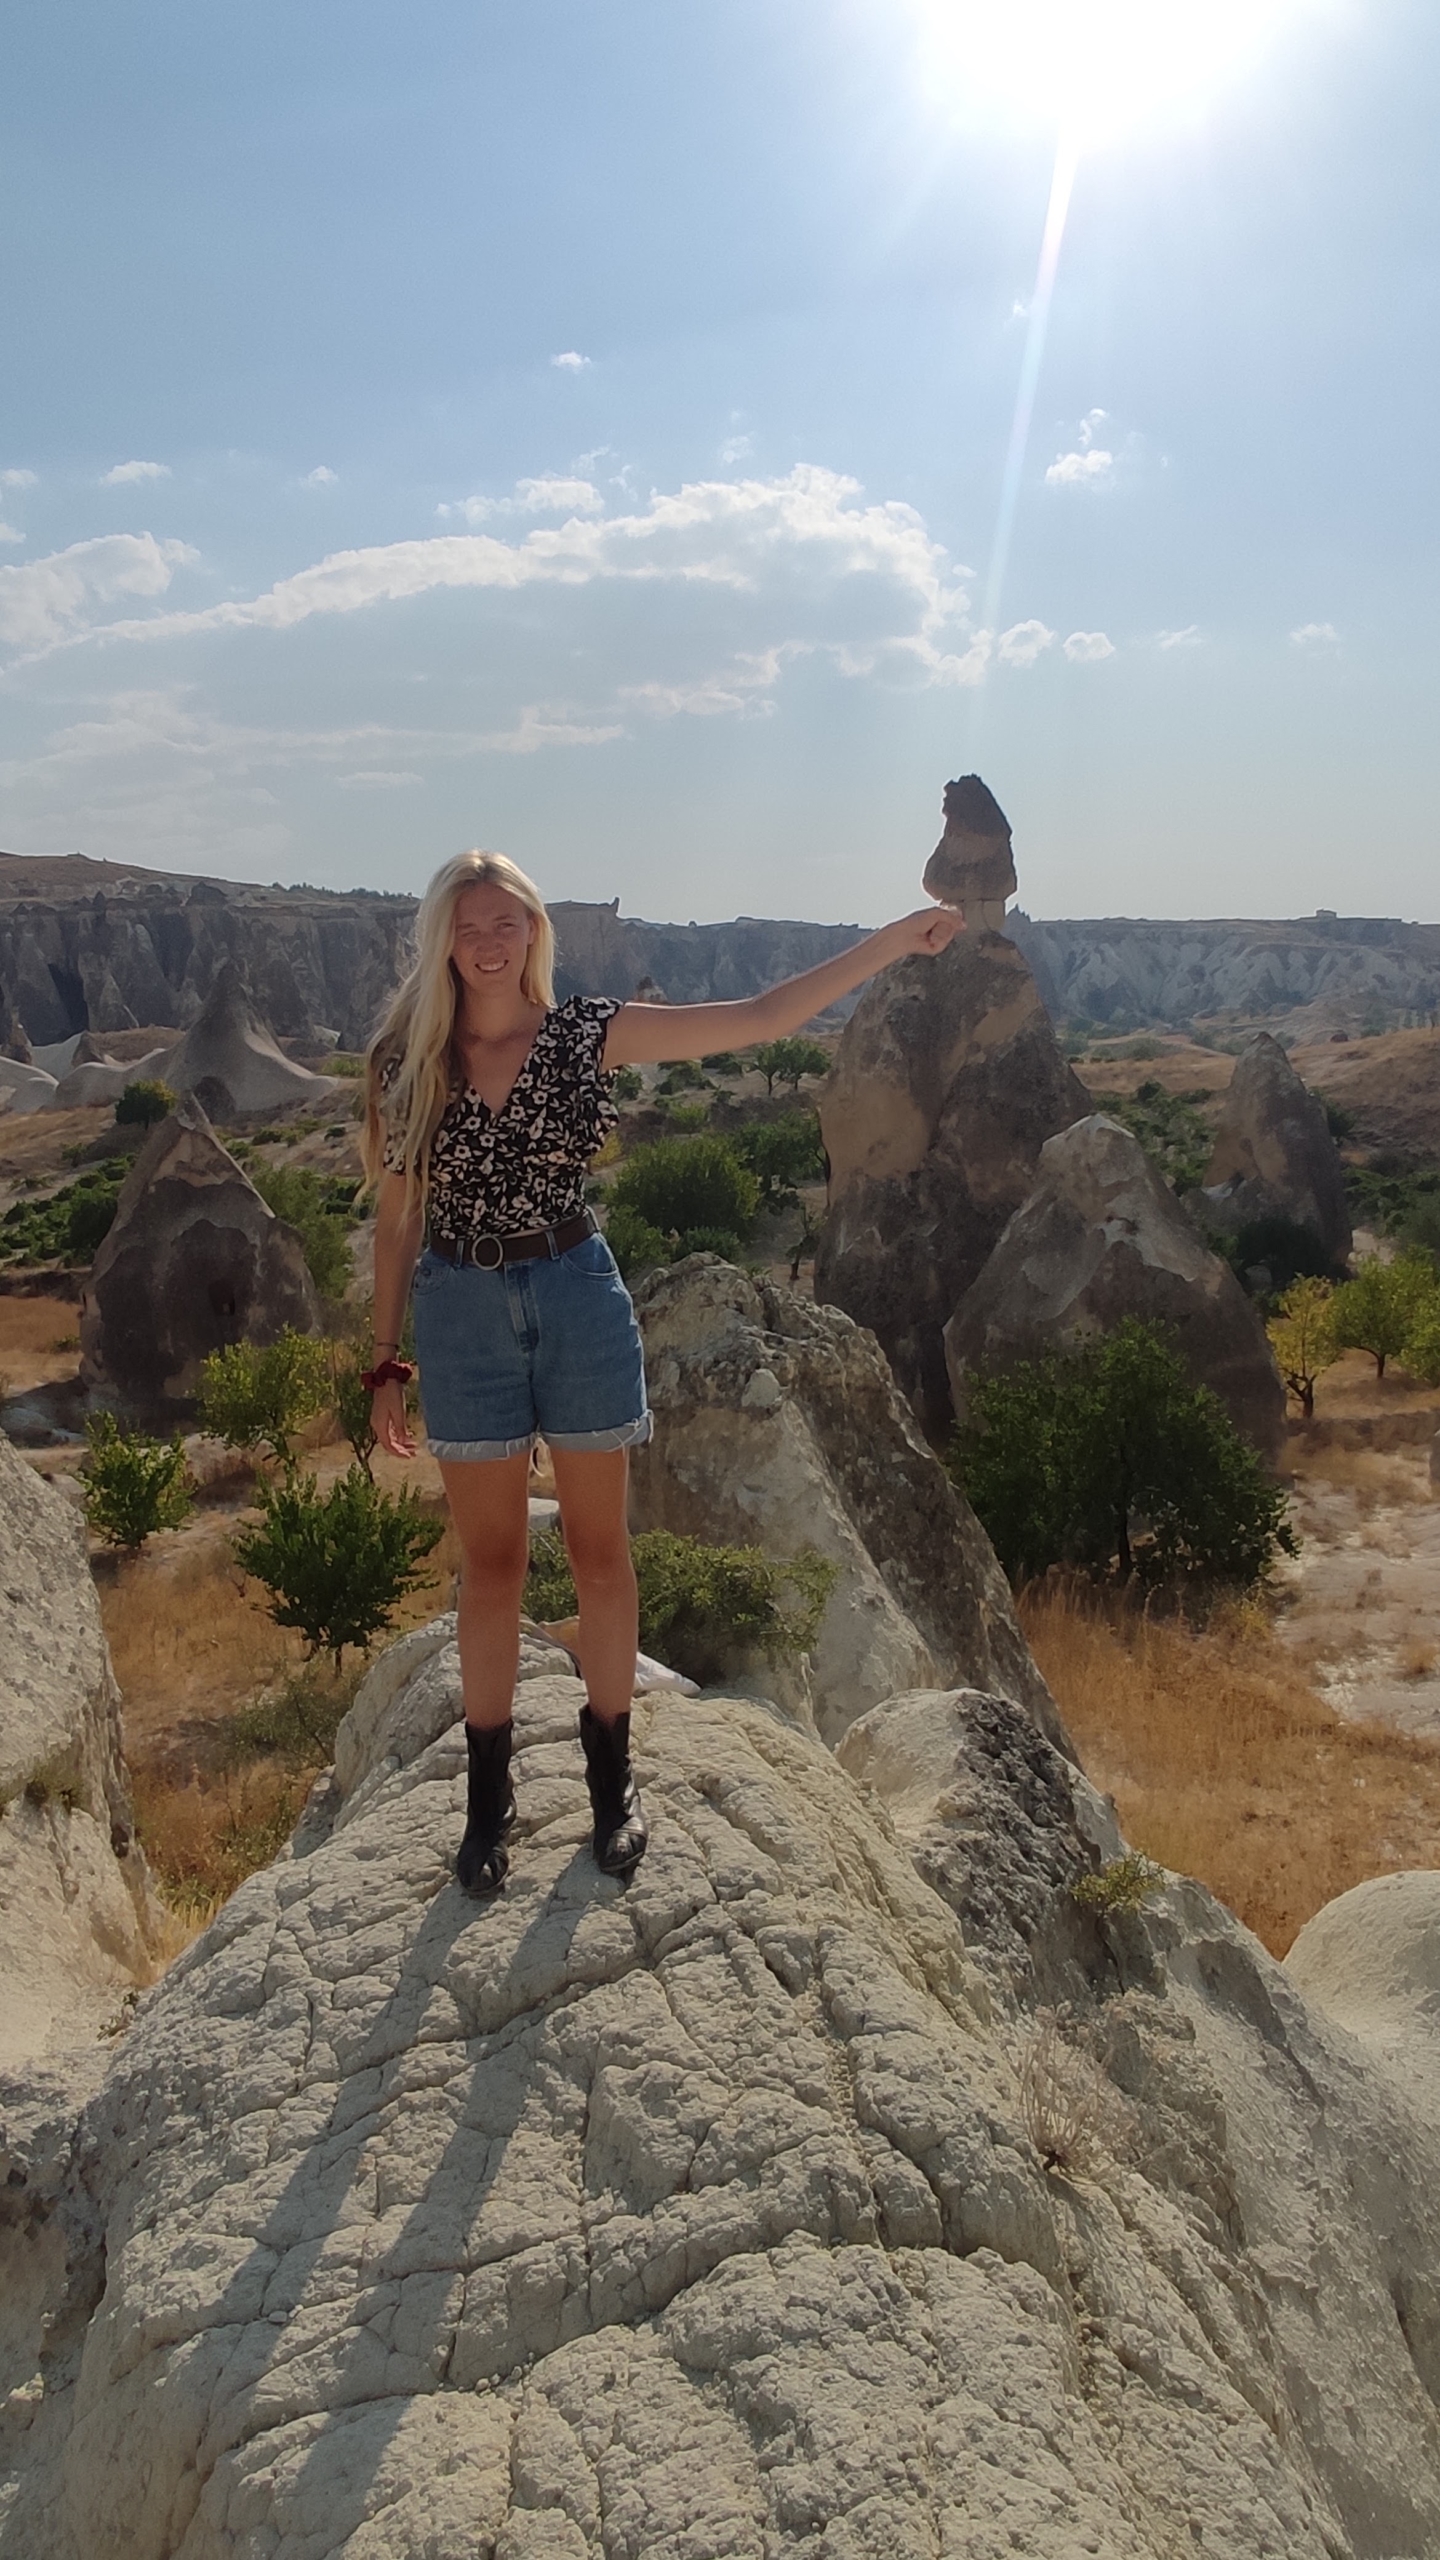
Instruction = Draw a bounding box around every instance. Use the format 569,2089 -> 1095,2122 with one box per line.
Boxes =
362,850 -> 557,1208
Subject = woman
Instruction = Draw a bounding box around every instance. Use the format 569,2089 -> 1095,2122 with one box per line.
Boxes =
362,849 -> 962,1897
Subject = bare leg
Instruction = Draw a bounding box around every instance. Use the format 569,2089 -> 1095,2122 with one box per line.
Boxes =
550,1447 -> 638,1724
438,1452 -> 533,1730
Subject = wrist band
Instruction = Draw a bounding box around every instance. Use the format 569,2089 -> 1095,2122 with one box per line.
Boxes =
362,1357 -> 416,1393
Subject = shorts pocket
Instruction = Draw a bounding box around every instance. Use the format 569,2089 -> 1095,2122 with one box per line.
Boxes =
411,1251 -> 449,1296
565,1233 -> 622,1282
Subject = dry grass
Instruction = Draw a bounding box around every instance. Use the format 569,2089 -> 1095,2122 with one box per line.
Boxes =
1399,1637 -> 1438,1682
1021,1581 -> 1440,1956
0,1292 -> 85,1390
1289,1441 -> 1431,1510
0,1105 -> 114,1184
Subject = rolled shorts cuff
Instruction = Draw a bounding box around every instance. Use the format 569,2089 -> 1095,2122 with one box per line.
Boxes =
544,1410 -> 654,1454
428,1430 -> 538,1463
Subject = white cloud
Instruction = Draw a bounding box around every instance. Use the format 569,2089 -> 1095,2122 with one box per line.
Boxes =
1078,409 -> 1108,448
335,768 -> 422,789
0,534 -> 197,651
2,469 -> 37,490
997,618 -> 1055,668
481,705 -> 625,754
304,465 -> 338,486
102,459 -> 170,486
550,350 -> 591,371
0,524 -> 23,548
1045,447 -> 1114,488
719,435 -> 755,466
441,475 -> 605,527
1290,621 -> 1339,649
1158,624 -> 1202,649
1063,630 -> 1116,662
622,646 -> 792,720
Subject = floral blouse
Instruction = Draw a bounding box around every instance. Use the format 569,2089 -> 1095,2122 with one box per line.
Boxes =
382,994 -> 622,1242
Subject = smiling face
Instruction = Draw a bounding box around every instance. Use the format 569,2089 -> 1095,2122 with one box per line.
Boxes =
449,882 -> 538,1000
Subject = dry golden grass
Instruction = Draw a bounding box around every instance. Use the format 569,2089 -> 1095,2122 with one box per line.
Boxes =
0,1105 -> 114,1183
1020,1581 -> 1440,1956
0,1292 -> 84,1389
1399,1637 -> 1438,1682
1289,1442 -> 1431,1509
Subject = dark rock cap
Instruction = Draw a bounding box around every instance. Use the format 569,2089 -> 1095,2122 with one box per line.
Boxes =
923,774 -> 1018,911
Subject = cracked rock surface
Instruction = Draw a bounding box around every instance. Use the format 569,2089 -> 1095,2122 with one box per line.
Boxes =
4,1652 -> 1440,2557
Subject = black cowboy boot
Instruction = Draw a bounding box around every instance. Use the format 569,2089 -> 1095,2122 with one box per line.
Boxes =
579,1705 -> 649,1875
456,1720 -> 516,1895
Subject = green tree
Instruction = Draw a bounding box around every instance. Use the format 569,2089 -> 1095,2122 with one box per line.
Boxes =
655,1059 -> 709,1094
328,1343 -> 378,1475
525,1527 -> 835,1686
247,1163 -> 357,1300
609,1134 -> 759,1248
1267,1276 -> 1340,1420
197,1329 -> 331,1470
1401,1299 -> 1440,1388
1105,1082 -> 1214,1195
604,1203 -> 672,1280
733,1111 -> 826,1210
1329,1253 -> 1438,1379
82,1412 -> 193,1552
950,1318 -> 1295,1595
753,1037 -> 830,1095
611,1065 -> 643,1103
1,1164 -> 127,1266
234,1466 -> 443,1666
114,1079 -> 176,1128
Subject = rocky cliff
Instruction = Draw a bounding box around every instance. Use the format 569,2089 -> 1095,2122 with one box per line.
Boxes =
1010,910 -> 1440,1037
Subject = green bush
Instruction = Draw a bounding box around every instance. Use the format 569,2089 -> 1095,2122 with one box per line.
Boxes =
657,1099 -> 710,1131
234,1466 -> 444,1666
1103,1082 -> 1213,1195
1401,1299 -> 1440,1388
323,1052 -> 366,1078
248,1162 -> 359,1299
1346,1164 -> 1440,1258
611,1065 -> 644,1103
1329,1253 -> 1439,1379
609,1133 -> 760,1244
753,1037 -> 830,1095
671,1226 -> 745,1262
82,1412 -> 193,1552
1072,1853 -> 1164,1914
1211,1214 -> 1340,1296
733,1111 -> 826,1208
703,1052 -> 744,1079
656,1059 -> 709,1094
114,1078 -> 176,1128
228,1661 -> 364,1764
949,1317 -> 1295,1596
0,1163 -> 127,1265
525,1527 -> 836,1685
197,1329 -> 332,1468
604,1203 -> 672,1279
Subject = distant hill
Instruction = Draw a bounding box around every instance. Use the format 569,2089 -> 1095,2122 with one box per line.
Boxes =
1008,911 -> 1440,1041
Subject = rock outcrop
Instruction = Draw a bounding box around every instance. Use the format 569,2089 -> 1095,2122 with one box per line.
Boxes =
921,774 -> 1018,929
79,1094 -> 320,1422
1286,1868 -> 1440,2126
1010,909 -> 1440,1040
0,1434 -> 159,2071
0,1056 -> 57,1115
629,1255 -> 1065,1751
944,1113 -> 1287,1465
46,1046 -> 173,1111
5,1636 -> 1440,2555
156,962 -> 334,1118
814,925 -> 1089,1434
1197,1030 -> 1353,1265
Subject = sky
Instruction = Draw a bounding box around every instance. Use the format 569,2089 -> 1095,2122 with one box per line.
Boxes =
1,0 -> 1437,925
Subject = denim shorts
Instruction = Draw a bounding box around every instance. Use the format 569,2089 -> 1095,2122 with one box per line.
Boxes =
411,1230 -> 653,1462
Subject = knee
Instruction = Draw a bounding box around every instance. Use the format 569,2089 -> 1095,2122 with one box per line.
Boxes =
565,1528 -> 635,1593
456,1533 -> 530,1600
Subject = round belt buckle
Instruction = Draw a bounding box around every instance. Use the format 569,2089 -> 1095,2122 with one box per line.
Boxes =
471,1234 -> 504,1271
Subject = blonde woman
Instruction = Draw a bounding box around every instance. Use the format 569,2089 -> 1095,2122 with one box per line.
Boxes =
363,851 -> 962,1896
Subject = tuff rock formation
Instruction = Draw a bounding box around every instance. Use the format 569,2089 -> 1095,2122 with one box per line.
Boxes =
46,1045 -> 173,1111
1197,1031 -> 1353,1266
944,1114 -> 1287,1466
0,1434 -> 159,2071
0,1056 -> 57,1116
628,1255 -> 1065,1750
1010,909 -> 1440,1040
79,1094 -> 320,1422
1286,1868 -> 1440,2125
921,775 -> 1018,930
157,962 -> 334,1119
814,919 -> 1089,1435
5,1625 -> 1440,2554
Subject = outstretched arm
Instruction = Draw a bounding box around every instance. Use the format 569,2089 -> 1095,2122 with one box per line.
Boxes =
601,905 -> 963,1068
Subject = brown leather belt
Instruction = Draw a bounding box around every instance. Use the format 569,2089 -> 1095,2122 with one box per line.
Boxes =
425,1207 -> 597,1271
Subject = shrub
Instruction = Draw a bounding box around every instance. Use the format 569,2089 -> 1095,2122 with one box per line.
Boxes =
609,1134 -> 759,1244
1210,1213 -> 1339,1297
949,1317 -> 1295,1595
234,1467 -> 444,1666
114,1078 -> 176,1127
656,1059 -> 710,1094
671,1226 -> 745,1262
1104,1082 -> 1213,1195
753,1037 -> 830,1095
1072,1852 -> 1164,1915
82,1412 -> 193,1552
1321,1097 -> 1357,1140
703,1051 -> 744,1079
0,1163 -> 127,1265
197,1329 -> 332,1469
733,1111 -> 826,1209
611,1066 -> 643,1103
323,1052 -> 366,1078
228,1660 -> 364,1764
657,1099 -> 710,1131
1267,1276 -> 1341,1420
329,1343 -> 378,1474
1330,1253 -> 1439,1379
525,1527 -> 836,1685
604,1203 -> 672,1279
1402,1300 -> 1440,1388
248,1162 -> 358,1299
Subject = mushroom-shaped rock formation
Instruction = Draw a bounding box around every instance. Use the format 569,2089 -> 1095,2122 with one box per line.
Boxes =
0,1433 -> 160,2071
814,803 -> 1089,1434
944,1112 -> 1286,1466
1198,1030 -> 1353,1267
158,959 -> 334,1119
79,1092 -> 320,1422
921,772 -> 1019,929
6,1628 -> 1440,2554
629,1254 -> 1066,1751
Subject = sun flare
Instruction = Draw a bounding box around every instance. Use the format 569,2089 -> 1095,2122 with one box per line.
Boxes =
915,0 -> 1320,145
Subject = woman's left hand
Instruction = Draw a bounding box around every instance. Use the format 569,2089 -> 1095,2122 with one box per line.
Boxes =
876,904 -> 966,963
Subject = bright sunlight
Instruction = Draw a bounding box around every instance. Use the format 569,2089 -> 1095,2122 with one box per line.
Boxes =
914,0 -> 1323,145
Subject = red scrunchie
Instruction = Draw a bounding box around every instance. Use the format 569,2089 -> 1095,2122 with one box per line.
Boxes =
361,1356 -> 416,1393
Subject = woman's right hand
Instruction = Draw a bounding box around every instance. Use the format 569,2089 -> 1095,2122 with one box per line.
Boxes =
371,1380 -> 417,1460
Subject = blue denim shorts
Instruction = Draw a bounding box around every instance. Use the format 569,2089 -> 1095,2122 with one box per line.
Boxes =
411,1230 -> 653,1462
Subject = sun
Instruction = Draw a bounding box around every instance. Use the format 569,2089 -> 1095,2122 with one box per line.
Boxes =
913,0 -> 1321,146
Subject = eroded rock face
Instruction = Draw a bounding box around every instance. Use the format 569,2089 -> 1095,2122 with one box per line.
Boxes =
5,1659 -> 1440,2556
1198,1031 -> 1353,1265
79,1093 -> 319,1422
944,1113 -> 1287,1466
815,929 -> 1088,1434
628,1255 -> 1065,1752
158,961 -> 334,1119
0,1434 -> 158,2071
1287,1869 -> 1440,2127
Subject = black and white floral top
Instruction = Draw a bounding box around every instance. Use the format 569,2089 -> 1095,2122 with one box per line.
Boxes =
381,994 -> 622,1243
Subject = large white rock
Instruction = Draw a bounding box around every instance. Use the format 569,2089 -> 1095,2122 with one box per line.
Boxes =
1286,1868 -> 1440,2128
629,1255 -> 1065,1752
0,1433 -> 160,2070
0,1057 -> 58,1116
5,1657 -> 1440,2557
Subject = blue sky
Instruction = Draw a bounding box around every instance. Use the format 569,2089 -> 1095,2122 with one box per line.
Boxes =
2,0 -> 1436,923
